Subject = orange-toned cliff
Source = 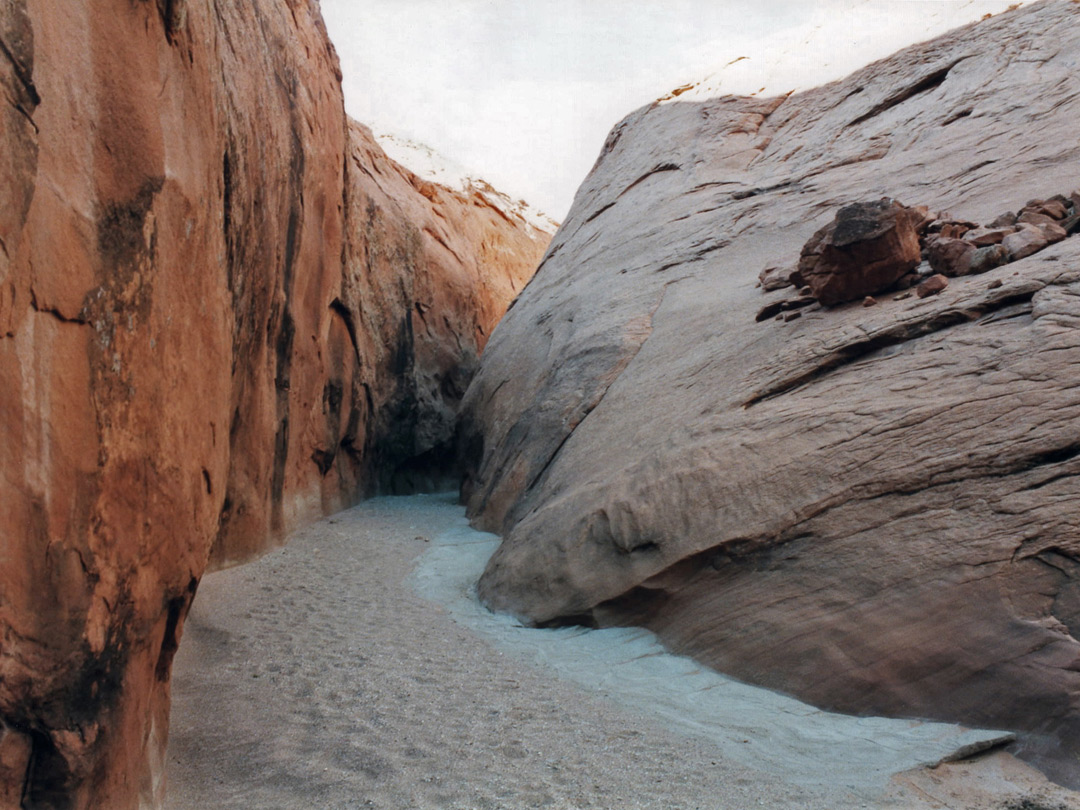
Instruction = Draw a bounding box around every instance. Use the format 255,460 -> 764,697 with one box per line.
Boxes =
334,121 -> 549,504
0,2 -> 548,807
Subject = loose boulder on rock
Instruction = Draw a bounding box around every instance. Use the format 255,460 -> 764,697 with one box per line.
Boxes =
797,198 -> 922,305
926,235 -> 976,276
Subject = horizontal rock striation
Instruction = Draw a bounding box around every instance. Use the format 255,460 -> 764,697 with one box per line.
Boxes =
461,0 -> 1080,787
0,2 -> 547,808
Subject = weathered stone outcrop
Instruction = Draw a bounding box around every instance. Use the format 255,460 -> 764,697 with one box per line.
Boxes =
0,2 -> 547,807
461,0 -> 1080,788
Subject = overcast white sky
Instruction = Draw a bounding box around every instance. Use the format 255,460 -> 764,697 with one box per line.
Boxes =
320,1 -> 1022,220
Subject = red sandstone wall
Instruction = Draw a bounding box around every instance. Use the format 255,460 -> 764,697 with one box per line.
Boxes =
0,2 -> 548,806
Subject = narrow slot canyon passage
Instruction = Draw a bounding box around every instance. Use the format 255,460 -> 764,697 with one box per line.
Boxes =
8,3 -> 1080,808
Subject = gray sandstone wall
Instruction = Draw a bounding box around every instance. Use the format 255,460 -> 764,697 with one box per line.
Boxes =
460,0 -> 1080,785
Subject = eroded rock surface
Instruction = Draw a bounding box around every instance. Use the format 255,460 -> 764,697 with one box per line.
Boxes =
461,0 -> 1080,787
0,3 -> 547,807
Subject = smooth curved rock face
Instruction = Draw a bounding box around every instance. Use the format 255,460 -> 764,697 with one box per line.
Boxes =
462,0 -> 1080,786
0,3 -> 546,808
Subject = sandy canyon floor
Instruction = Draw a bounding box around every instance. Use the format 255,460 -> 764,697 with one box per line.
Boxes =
165,494 -> 1080,810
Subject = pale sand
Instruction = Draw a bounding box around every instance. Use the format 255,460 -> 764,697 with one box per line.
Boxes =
165,494 -> 1080,809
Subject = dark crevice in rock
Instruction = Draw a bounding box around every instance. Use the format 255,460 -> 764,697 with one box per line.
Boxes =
422,226 -> 463,264
329,298 -> 361,364
619,162 -> 680,197
350,153 -> 382,189
1018,470 -> 1079,493
385,440 -> 460,495
654,241 -> 729,275
848,59 -> 964,127
267,80 -> 305,535
941,107 -> 974,126
159,0 -> 187,43
954,158 -> 999,178
311,447 -> 335,476
535,612 -> 599,630
0,30 -> 40,108
622,540 -> 660,555
755,295 -> 816,322
21,728 -> 73,810
1013,443 -> 1080,475
524,421 -> 579,495
154,578 -> 197,682
1024,548 -> 1080,574
29,288 -> 88,326
743,286 -> 1042,407
4,87 -> 39,132
933,734 -> 1017,766
221,148 -> 233,266
584,199 -> 617,224
731,180 -> 796,201
811,445 -> 1080,531
269,410 -> 290,533
976,300 -> 1034,324
589,533 -> 805,629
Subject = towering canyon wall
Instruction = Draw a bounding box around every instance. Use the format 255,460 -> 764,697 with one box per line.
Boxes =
0,2 -> 547,807
333,121 -> 548,510
462,0 -> 1080,786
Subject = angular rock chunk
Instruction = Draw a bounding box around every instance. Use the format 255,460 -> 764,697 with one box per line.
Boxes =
1023,198 -> 1069,220
1018,210 -> 1061,228
968,244 -> 1011,274
758,264 -> 796,291
798,198 -> 922,305
926,236 -> 976,276
916,273 -> 949,297
962,226 -> 1014,247
1003,223 -> 1054,260
927,218 -> 978,238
